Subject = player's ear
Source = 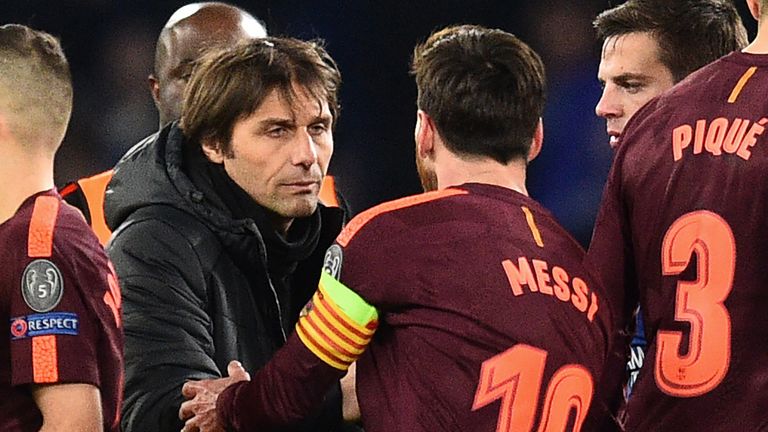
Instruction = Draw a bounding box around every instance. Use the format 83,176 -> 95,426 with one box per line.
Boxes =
747,0 -> 761,20
527,118 -> 543,163
201,138 -> 225,164
148,74 -> 161,108
415,110 -> 435,159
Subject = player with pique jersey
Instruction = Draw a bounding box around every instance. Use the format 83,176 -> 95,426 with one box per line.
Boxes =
178,24 -> 614,432
587,0 -> 768,429
591,0 -> 748,407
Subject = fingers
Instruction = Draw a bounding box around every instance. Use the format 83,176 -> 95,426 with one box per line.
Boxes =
182,380 -> 200,399
179,399 -> 196,421
181,417 -> 200,432
227,360 -> 251,381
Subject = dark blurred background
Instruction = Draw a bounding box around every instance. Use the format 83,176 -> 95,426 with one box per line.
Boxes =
0,1 -> 758,246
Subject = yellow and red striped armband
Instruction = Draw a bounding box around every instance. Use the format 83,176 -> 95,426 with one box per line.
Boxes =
296,271 -> 379,370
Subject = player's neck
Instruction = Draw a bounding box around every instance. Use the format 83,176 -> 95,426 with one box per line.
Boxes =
435,156 -> 528,196
744,23 -> 768,54
0,148 -> 55,225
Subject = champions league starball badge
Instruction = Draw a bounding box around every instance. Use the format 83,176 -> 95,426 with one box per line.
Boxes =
21,259 -> 64,313
323,244 -> 343,279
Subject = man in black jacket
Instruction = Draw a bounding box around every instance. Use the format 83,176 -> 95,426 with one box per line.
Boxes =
105,35 -> 350,431
60,3 -> 347,246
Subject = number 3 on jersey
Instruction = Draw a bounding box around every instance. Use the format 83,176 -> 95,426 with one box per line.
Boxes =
472,344 -> 594,432
656,210 -> 734,397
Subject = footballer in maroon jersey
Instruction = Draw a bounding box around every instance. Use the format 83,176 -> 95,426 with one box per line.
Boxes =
0,191 -> 124,431
331,184 -> 610,431
200,184 -> 613,432
588,13 -> 768,428
180,25 -> 614,432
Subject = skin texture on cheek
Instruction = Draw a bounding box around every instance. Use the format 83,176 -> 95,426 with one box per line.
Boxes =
595,32 -> 676,145
208,87 -> 334,232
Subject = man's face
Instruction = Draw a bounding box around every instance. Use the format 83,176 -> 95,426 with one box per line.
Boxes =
595,32 -> 676,149
206,85 -> 333,228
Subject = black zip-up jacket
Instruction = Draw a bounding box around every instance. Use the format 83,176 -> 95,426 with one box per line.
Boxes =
104,124 -> 347,432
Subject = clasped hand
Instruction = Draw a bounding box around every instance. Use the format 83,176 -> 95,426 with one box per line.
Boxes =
179,360 -> 251,432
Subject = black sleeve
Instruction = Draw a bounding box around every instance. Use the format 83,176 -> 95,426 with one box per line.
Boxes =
108,219 -> 220,432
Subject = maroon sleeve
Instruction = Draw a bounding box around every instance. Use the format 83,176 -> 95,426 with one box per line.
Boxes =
217,331 -> 345,431
9,232 -> 110,389
585,107 -> 648,426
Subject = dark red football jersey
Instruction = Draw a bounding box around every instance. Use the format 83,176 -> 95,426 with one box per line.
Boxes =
338,183 -> 612,431
588,51 -> 768,431
0,190 -> 123,431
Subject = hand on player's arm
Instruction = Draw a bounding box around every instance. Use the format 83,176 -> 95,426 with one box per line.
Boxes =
341,362 -> 360,422
32,383 -> 103,432
179,361 -> 251,432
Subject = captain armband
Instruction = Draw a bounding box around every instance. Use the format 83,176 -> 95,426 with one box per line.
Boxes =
296,271 -> 379,370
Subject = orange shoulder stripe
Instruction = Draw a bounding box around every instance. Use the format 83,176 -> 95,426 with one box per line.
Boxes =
28,196 -> 60,258
336,188 -> 468,247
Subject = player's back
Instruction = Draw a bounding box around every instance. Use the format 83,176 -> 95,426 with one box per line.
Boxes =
607,51 -> 768,431
343,183 -> 612,431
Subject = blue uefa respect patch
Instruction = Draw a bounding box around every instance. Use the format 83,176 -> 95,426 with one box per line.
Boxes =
9,312 -> 79,340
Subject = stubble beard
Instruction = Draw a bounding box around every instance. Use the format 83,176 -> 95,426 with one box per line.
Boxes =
415,155 -> 438,192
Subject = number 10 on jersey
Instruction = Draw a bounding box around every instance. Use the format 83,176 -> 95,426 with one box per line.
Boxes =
472,344 -> 594,432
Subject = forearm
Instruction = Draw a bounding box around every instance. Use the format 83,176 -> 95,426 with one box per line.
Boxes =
218,272 -> 377,430
34,383 -> 102,432
218,333 -> 345,430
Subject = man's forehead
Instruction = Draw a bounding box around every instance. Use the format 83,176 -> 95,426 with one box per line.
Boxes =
601,31 -> 660,60
256,85 -> 332,120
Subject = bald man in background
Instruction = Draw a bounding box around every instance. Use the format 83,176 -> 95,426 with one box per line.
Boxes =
60,3 -> 267,244
149,2 -> 267,128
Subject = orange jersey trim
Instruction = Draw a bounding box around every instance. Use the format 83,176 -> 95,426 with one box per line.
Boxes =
59,183 -> 79,197
728,67 -> 758,104
32,335 -> 59,383
28,196 -> 60,258
336,188 -> 468,247
77,170 -> 114,246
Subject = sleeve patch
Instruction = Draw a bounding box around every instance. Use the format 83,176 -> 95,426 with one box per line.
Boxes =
21,259 -> 64,312
322,244 -> 343,278
10,312 -> 79,340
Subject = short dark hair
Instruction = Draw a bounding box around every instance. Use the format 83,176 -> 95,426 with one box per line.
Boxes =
594,0 -> 748,82
0,24 -> 72,151
180,37 -> 341,154
411,25 -> 546,164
